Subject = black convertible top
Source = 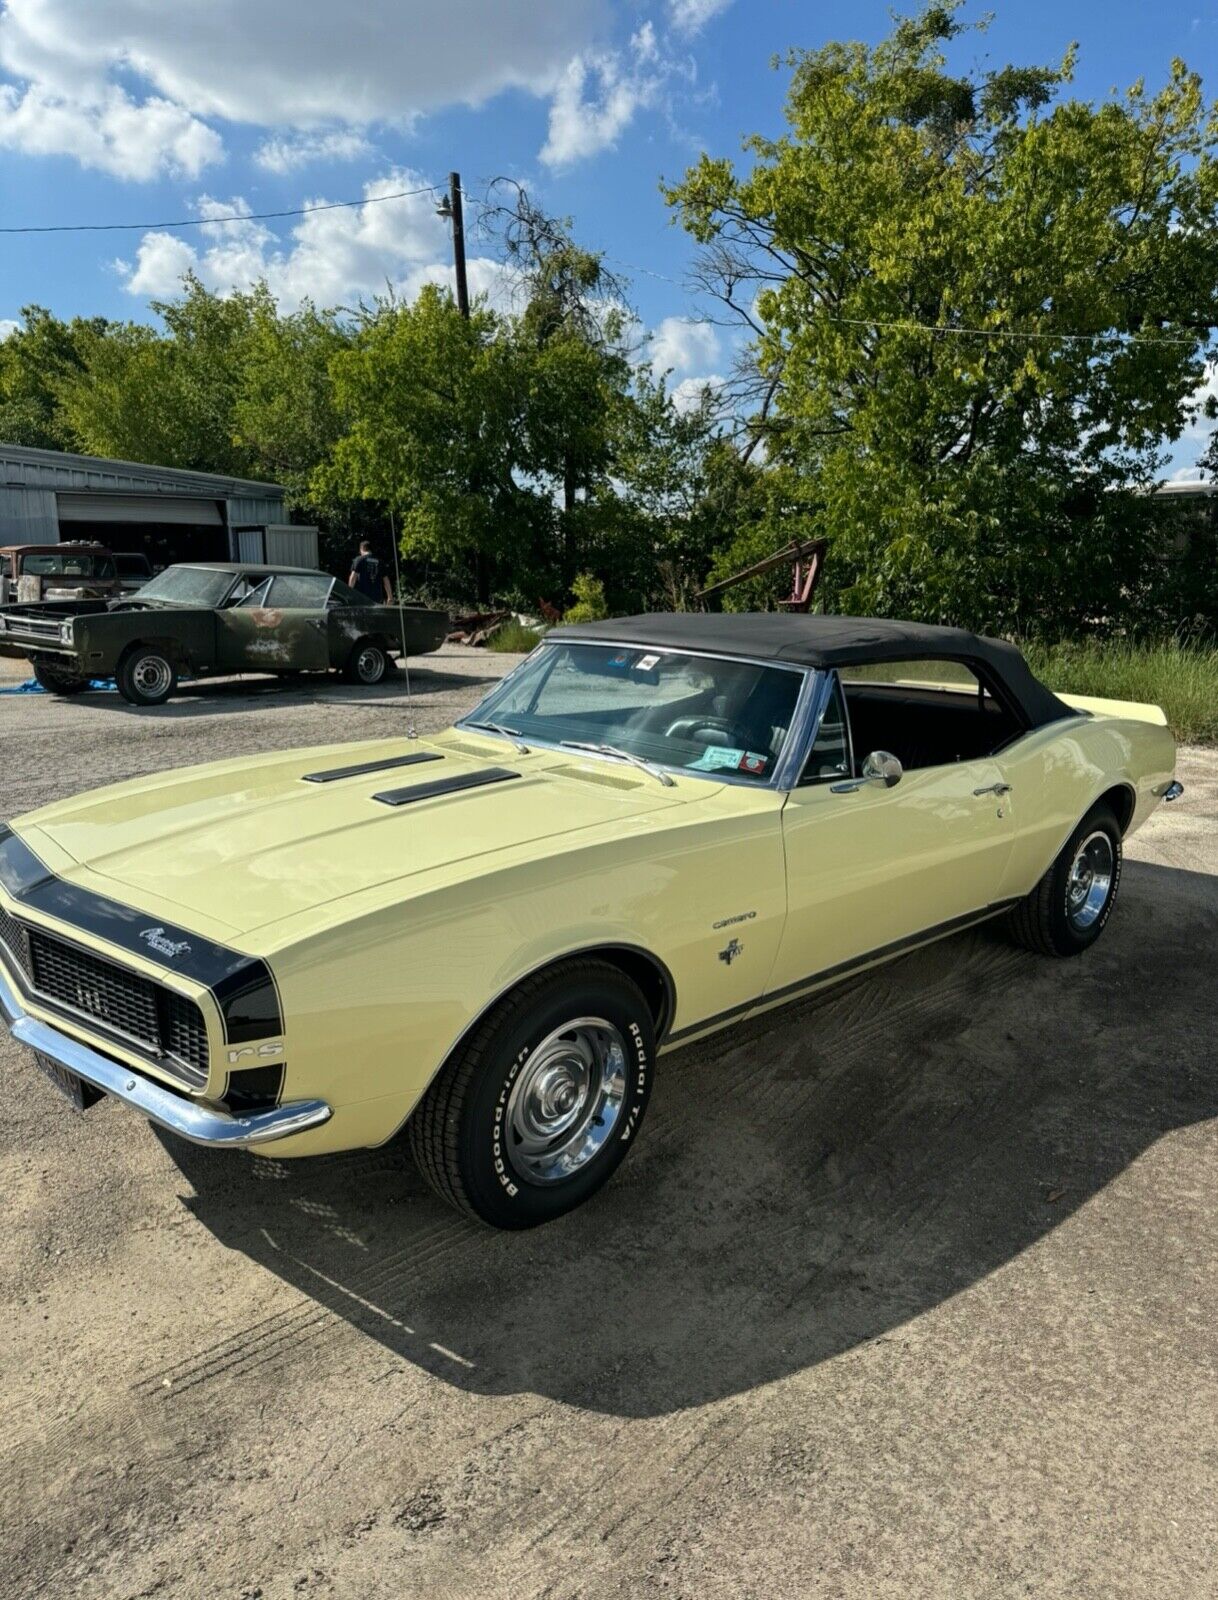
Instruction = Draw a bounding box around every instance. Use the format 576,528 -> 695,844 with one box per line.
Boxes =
549,613 -> 1075,730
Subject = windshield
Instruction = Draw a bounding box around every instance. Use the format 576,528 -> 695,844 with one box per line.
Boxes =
462,641 -> 806,783
133,566 -> 236,607
23,551 -> 114,579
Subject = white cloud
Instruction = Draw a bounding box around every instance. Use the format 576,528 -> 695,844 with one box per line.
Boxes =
649,315 -> 719,377
668,0 -> 733,37
0,318 -> 19,340
0,0 -> 604,177
255,129 -> 375,174
670,372 -> 726,413
0,80 -> 222,179
117,171 -> 511,312
540,50 -> 659,168
1168,464 -> 1208,483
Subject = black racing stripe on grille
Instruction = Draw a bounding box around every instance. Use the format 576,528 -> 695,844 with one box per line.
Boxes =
302,751 -> 443,783
0,827 -> 280,1044
372,767 -> 520,806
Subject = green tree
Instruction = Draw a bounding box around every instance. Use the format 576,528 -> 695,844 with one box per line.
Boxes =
489,185 -> 638,591
0,306 -> 104,450
59,276 -> 259,475
665,3 -> 1218,634
325,285 -> 546,603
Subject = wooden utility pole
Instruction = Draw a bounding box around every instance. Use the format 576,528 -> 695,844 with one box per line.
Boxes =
448,171 -> 470,320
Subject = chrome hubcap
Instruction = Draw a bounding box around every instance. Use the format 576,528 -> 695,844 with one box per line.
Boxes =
1066,830 -> 1114,930
133,656 -> 171,696
505,1017 -> 628,1184
358,648 -> 383,682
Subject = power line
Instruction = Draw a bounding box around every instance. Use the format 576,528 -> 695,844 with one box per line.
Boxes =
0,185 -> 442,235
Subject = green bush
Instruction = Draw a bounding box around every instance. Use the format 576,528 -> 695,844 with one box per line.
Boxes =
485,620 -> 543,653
1024,637 -> 1218,746
562,574 -> 609,625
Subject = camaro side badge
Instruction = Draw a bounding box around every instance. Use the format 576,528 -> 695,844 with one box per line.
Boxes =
719,938 -> 744,966
712,910 -> 756,930
139,926 -> 192,959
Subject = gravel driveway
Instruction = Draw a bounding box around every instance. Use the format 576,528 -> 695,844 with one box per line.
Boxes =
2,648 -> 1215,1600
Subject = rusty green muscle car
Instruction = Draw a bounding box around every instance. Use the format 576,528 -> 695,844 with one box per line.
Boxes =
0,561 -> 449,705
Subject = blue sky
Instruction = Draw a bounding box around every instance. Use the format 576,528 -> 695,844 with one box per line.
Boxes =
0,0 -> 1215,468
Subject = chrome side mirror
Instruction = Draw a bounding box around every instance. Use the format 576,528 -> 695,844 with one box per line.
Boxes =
830,749 -> 903,794
862,750 -> 903,788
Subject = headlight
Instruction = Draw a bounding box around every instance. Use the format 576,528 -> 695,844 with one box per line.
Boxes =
0,616 -> 7,632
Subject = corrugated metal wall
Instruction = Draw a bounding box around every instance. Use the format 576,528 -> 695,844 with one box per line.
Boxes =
265,525 -> 320,568
0,445 -> 288,548
0,486 -> 58,542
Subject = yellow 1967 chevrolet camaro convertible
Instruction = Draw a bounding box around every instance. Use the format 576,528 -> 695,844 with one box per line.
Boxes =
0,614 -> 1183,1227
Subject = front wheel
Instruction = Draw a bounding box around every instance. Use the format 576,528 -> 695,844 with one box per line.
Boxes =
407,960 -> 655,1228
343,638 -> 388,685
1007,804 -> 1122,957
116,646 -> 177,707
31,658 -> 89,695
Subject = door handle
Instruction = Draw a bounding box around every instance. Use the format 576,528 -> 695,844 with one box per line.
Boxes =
973,782 -> 1012,796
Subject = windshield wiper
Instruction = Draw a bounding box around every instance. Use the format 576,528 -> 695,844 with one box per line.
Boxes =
561,741 -> 675,788
467,720 -> 530,753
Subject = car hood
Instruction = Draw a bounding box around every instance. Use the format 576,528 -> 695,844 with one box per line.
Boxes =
15,733 -> 689,937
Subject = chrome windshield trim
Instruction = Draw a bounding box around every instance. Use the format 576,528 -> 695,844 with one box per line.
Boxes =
0,963 -> 329,1149
456,637 -> 816,791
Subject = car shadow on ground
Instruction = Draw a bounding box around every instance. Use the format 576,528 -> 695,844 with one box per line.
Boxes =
160,859 -> 1218,1420
46,664 -> 500,718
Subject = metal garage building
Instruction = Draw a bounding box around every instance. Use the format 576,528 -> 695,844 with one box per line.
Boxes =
0,443 -> 319,570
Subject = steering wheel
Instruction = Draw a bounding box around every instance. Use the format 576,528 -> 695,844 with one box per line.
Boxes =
664,714 -> 756,749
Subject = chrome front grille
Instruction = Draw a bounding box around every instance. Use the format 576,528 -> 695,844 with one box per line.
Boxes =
0,909 -> 209,1085
4,612 -> 67,641
0,902 -> 32,982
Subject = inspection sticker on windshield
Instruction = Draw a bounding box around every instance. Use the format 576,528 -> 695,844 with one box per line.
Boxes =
691,745 -> 768,775
636,653 -> 661,672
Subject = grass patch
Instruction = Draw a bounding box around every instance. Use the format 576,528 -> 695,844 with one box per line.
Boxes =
1024,637 -> 1218,745
485,619 -> 543,653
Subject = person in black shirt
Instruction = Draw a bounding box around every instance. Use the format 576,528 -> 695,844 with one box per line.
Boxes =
348,540 -> 393,603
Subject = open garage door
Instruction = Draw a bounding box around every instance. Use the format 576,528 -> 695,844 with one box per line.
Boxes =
58,493 -> 224,526
57,493 -> 229,570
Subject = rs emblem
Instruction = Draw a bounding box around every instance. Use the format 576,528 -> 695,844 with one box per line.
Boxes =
226,1041 -> 284,1065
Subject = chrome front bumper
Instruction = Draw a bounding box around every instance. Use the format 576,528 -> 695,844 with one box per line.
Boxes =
0,963 -> 331,1148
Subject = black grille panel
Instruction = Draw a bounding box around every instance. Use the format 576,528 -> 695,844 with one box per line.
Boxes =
159,988 -> 210,1078
1,911 -> 209,1084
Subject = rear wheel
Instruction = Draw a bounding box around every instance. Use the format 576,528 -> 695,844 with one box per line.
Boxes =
407,959 -> 655,1228
344,638 -> 388,685
1007,804 -> 1122,957
31,658 -> 89,695
116,645 -> 177,707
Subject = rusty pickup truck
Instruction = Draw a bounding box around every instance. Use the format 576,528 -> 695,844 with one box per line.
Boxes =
0,561 -> 449,704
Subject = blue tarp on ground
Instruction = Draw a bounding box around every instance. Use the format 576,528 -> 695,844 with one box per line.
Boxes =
0,679 -> 117,694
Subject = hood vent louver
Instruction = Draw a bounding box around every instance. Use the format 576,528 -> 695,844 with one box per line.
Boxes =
373,767 -> 521,807
303,751 -> 443,784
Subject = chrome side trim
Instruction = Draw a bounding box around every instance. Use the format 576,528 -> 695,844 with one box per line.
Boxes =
0,964 -> 330,1148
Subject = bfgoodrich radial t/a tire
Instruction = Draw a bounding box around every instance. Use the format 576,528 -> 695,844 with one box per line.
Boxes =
407,960 -> 655,1228
1007,804 -> 1122,958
